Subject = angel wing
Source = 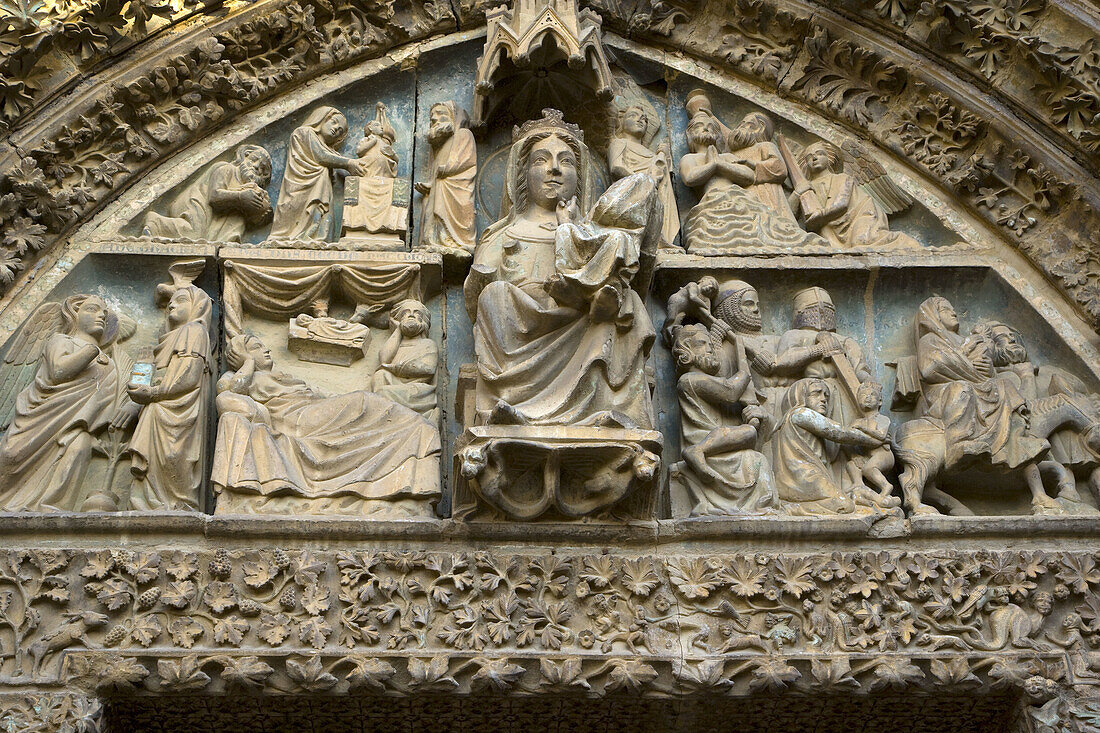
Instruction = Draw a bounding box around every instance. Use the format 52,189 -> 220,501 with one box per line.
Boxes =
169,259 -> 206,288
157,258 -> 207,305
0,301 -> 63,431
840,140 -> 913,216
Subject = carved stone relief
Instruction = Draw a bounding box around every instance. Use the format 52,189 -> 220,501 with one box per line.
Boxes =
0,259 -> 214,514
0,0 -> 1099,725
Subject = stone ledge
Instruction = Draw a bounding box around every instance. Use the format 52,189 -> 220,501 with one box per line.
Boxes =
2,511 -> 1100,547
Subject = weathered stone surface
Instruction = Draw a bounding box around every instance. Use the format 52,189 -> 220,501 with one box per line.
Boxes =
0,0 -> 1099,726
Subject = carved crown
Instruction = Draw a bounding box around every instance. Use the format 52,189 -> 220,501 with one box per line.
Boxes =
512,108 -> 583,143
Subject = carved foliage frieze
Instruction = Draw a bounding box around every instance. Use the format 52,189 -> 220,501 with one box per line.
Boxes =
0,547 -> 1096,699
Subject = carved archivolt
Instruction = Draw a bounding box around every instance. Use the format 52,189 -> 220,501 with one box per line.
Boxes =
0,0 -> 1098,327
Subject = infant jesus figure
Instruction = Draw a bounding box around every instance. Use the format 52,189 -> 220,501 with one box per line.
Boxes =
844,381 -> 901,510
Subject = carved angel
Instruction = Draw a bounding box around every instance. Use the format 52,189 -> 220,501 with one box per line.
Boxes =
0,295 -> 138,512
787,139 -> 920,250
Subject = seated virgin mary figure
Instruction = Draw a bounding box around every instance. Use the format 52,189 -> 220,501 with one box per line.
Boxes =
210,334 -> 441,518
463,109 -> 661,430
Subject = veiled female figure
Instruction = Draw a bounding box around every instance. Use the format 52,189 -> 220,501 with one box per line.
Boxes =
463,109 -> 660,429
270,106 -> 366,240
0,295 -> 137,511
914,297 -> 1046,470
773,378 -> 883,515
127,285 -> 213,511
211,335 -> 441,517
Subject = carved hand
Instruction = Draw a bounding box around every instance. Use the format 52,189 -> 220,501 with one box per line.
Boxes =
415,181 -> 431,196
347,159 -> 368,176
556,197 -> 581,225
109,400 -> 140,430
815,331 -> 842,354
242,187 -> 268,212
127,383 -> 157,405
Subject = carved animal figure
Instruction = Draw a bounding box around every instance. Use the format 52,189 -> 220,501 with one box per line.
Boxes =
28,611 -> 108,677
957,589 -> 1053,652
896,392 -> 1100,515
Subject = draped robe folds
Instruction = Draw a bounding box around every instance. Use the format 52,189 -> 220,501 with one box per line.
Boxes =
916,323 -> 1047,469
608,136 -> 680,248
734,141 -> 799,222
371,337 -> 439,423
346,134 -> 403,234
775,328 -> 871,429
467,173 -> 658,429
211,371 -> 441,511
804,172 -> 918,249
270,125 -> 351,240
420,127 -> 477,251
144,162 -> 258,242
129,314 -> 211,512
681,152 -> 820,251
0,335 -> 119,511
773,405 -> 847,514
676,372 -> 776,515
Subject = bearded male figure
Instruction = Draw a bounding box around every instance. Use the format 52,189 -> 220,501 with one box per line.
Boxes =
726,112 -> 799,223
416,101 -> 477,254
679,100 -> 819,251
670,324 -> 776,516
144,144 -> 273,242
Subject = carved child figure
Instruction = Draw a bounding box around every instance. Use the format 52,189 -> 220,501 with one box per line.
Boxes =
844,381 -> 901,510
663,276 -> 718,346
343,102 -> 407,237
371,299 -> 439,424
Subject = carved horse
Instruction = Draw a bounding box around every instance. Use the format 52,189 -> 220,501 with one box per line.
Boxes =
894,393 -> 1100,515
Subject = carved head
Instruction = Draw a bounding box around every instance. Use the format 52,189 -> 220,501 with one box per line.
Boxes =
917,296 -> 960,337
687,112 -> 721,152
792,286 -> 836,332
715,280 -> 762,334
788,377 -> 831,416
800,141 -> 843,176
235,145 -> 272,187
729,112 -> 773,149
985,321 -> 1029,367
1033,591 -> 1054,616
391,299 -> 430,338
311,107 -> 348,147
62,294 -> 117,346
618,105 -> 649,139
521,133 -> 580,212
164,284 -> 213,332
857,381 -> 883,412
428,102 -> 459,146
227,334 -> 273,372
672,324 -> 720,375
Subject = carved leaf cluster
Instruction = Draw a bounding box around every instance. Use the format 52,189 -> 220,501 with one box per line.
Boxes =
791,28 -> 905,126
